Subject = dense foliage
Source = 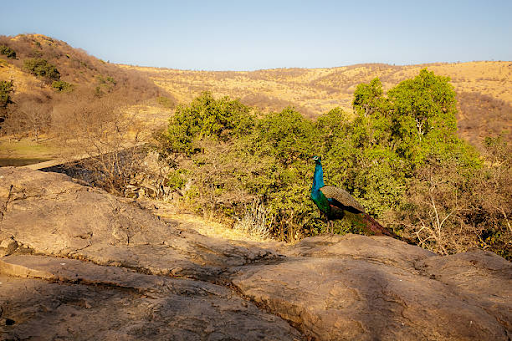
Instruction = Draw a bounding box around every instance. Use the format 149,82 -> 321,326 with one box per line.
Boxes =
0,45 -> 16,59
23,58 -> 61,81
160,70 -> 510,259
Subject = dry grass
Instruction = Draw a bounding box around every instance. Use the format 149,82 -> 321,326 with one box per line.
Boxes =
0,61 -> 41,95
121,61 -> 512,144
158,210 -> 272,243
121,61 -> 512,116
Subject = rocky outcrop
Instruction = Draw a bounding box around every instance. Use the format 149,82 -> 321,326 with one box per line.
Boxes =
0,167 -> 279,280
0,255 -> 299,340
235,235 -> 512,340
0,167 -> 511,340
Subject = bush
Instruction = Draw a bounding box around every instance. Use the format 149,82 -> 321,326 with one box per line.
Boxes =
23,58 -> 60,81
157,96 -> 174,109
51,80 -> 73,92
0,45 -> 16,59
160,92 -> 254,155
95,75 -> 117,96
0,80 -> 14,108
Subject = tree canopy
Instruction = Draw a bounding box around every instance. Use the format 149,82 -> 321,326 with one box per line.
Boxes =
159,70 -> 510,259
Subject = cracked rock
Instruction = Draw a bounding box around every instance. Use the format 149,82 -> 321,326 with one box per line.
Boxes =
1,167 -> 511,340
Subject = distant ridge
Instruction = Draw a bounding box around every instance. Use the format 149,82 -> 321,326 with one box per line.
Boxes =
1,34 -> 510,148
123,60 -> 512,147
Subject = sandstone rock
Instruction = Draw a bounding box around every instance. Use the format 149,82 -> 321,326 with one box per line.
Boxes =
0,273 -> 300,341
0,256 -> 301,341
1,167 -> 511,340
0,237 -> 18,256
233,235 -> 512,340
0,167 -> 279,281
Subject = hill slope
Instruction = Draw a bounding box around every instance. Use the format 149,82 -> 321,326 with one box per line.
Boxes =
0,34 -> 164,98
125,61 -> 512,147
1,34 -> 510,149
0,34 -> 174,157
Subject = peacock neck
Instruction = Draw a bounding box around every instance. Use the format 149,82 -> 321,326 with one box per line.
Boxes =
312,161 -> 325,192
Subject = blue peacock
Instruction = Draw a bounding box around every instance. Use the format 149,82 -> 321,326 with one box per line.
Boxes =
310,156 -> 396,237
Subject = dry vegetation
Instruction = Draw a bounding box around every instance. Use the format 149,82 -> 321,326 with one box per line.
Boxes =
2,34 -> 510,150
121,61 -> 512,147
0,34 -> 510,258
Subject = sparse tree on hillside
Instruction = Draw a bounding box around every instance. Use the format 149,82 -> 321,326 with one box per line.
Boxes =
3,93 -> 52,141
0,45 -> 16,59
51,80 -> 73,92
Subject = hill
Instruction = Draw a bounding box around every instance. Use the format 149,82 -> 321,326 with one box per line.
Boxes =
124,61 -> 512,148
0,34 -> 174,158
0,34 -> 164,98
1,34 -> 511,150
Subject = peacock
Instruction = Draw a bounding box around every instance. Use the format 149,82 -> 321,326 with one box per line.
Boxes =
310,156 -> 396,237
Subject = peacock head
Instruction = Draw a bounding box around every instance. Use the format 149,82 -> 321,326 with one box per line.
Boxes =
312,156 -> 322,164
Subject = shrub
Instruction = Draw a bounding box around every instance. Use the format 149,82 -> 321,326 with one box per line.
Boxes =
23,58 -> 60,81
0,45 -> 16,59
0,80 -> 14,108
95,75 -> 117,96
160,91 -> 254,155
157,96 -> 174,109
51,80 -> 73,92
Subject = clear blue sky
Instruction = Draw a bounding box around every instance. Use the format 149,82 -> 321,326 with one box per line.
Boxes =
2,0 -> 511,71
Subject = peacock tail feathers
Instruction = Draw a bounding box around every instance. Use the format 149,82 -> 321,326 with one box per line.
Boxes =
320,186 -> 365,214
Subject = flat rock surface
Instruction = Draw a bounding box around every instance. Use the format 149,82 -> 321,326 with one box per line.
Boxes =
0,255 -> 300,340
234,235 -> 512,340
0,167 -> 511,340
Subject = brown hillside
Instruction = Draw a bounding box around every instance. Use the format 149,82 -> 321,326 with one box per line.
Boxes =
1,34 -> 510,149
123,61 -> 512,147
0,34 -> 164,99
0,34 -> 176,149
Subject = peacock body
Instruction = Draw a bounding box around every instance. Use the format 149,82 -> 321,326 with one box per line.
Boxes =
310,156 -> 395,236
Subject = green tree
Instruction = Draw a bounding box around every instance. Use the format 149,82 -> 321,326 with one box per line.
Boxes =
353,78 -> 387,117
387,69 -> 458,162
253,107 -> 319,165
325,69 -> 479,227
161,91 -> 254,155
